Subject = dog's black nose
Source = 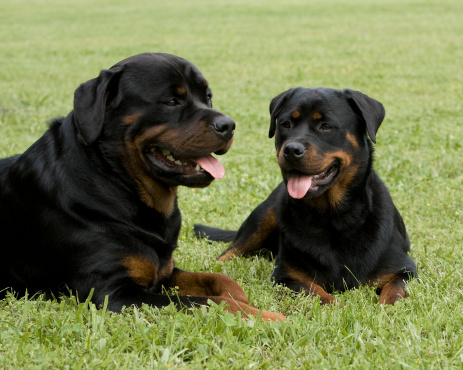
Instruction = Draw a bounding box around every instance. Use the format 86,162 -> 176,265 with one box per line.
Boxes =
283,142 -> 306,160
212,116 -> 235,141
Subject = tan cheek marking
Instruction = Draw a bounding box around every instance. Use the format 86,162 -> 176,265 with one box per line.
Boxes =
121,120 -> 225,215
177,86 -> 186,95
278,145 -> 323,170
202,79 -> 208,87
133,125 -> 169,146
123,112 -> 142,125
292,146 -> 323,169
134,122 -> 216,153
291,110 -> 300,119
326,150 -> 353,167
122,130 -> 177,216
303,150 -> 357,209
346,133 -> 359,149
123,255 -> 157,288
132,125 -> 204,154
325,150 -> 357,207
312,112 -> 322,120
156,125 -> 212,152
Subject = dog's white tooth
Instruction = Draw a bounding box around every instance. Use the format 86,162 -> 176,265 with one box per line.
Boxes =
161,149 -> 170,156
195,164 -> 201,171
174,160 -> 182,165
167,155 -> 175,161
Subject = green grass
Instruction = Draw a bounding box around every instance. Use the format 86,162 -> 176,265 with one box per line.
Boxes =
1,0 -> 462,368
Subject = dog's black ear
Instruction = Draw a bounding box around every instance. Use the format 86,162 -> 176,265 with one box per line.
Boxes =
343,89 -> 385,144
73,66 -> 124,145
269,88 -> 295,138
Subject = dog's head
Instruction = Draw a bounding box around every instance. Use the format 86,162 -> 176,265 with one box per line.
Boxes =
268,87 -> 385,208
73,53 -> 235,214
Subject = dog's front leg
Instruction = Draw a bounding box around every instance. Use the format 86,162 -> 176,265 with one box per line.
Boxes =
164,268 -> 285,321
377,275 -> 407,305
165,267 -> 250,304
218,197 -> 279,261
277,262 -> 342,306
284,280 -> 339,305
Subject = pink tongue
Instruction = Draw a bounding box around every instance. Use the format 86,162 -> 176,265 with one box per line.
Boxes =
193,155 -> 225,179
287,173 -> 313,199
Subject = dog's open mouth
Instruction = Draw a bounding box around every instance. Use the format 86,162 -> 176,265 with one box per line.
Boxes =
148,147 -> 225,179
287,164 -> 339,199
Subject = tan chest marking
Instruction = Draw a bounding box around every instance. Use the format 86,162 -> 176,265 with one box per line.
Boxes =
123,255 -> 157,288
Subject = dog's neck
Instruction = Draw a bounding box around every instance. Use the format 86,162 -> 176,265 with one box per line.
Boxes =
136,180 -> 178,217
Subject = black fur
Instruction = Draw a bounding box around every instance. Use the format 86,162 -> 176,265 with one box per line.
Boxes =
195,87 -> 417,305
0,53 -> 281,317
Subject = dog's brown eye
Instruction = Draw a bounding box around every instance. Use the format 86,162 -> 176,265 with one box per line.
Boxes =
166,98 -> 180,106
280,121 -> 291,129
320,123 -> 332,131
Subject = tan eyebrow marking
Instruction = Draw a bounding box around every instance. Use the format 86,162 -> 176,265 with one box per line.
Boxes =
312,112 -> 323,120
177,86 -> 186,95
346,133 -> 359,149
291,110 -> 300,119
123,112 -> 142,125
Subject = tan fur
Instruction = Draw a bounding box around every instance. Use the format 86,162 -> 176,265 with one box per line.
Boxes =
157,258 -> 174,282
219,208 -> 277,261
166,269 -> 285,322
123,112 -> 142,125
378,278 -> 406,305
123,255 -> 157,288
122,134 -> 178,216
278,143 -> 359,209
346,132 -> 359,149
285,264 -> 338,305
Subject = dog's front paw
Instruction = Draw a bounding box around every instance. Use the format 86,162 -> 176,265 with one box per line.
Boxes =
258,310 -> 286,322
217,249 -> 238,261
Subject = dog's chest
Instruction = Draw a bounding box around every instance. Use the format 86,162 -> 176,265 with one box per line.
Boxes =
136,206 -> 181,245
278,210 -> 374,286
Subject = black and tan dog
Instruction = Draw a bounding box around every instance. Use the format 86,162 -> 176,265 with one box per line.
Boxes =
195,87 -> 417,305
0,53 -> 284,321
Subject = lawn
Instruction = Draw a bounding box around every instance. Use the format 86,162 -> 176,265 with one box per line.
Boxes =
0,0 -> 462,368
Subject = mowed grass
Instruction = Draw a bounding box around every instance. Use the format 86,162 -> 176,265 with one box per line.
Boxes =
1,0 -> 462,368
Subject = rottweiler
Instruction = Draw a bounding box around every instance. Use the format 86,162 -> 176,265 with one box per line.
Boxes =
0,53 -> 284,321
195,87 -> 417,305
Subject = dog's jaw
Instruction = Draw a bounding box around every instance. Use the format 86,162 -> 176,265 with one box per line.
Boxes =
147,147 -> 225,180
285,164 -> 340,199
